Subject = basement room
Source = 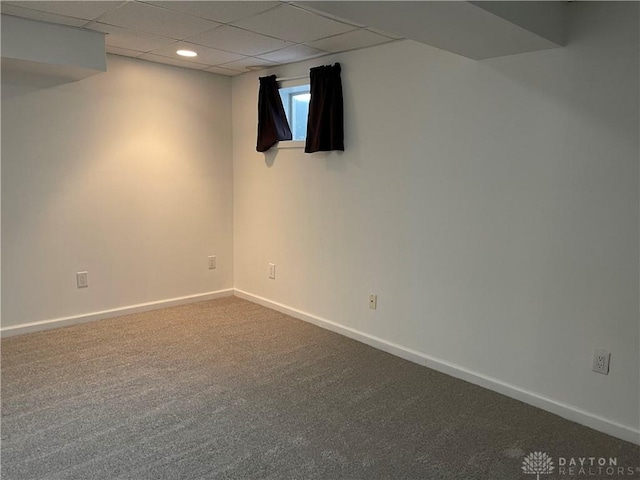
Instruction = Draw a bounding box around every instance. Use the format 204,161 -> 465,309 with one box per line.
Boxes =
1,1 -> 639,478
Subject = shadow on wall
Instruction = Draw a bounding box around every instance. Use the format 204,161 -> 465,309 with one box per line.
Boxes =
262,146 -> 345,171
1,71 -> 73,92
264,148 -> 277,168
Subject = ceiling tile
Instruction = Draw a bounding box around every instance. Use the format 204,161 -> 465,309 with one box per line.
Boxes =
367,26 -> 404,40
1,0 -> 400,76
203,66 -> 244,77
231,4 -> 357,44
307,29 -> 393,53
290,2 -> 367,28
4,1 -> 122,20
138,53 -> 208,70
0,4 -> 89,27
259,44 -> 325,64
186,25 -> 293,56
143,1 -> 279,24
148,42 -> 244,66
86,23 -> 177,52
97,2 -> 220,39
106,45 -> 144,57
218,57 -> 278,73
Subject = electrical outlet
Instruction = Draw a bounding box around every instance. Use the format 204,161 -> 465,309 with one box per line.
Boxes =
208,255 -> 216,270
268,263 -> 276,279
369,294 -> 377,310
592,350 -> 610,375
76,271 -> 88,289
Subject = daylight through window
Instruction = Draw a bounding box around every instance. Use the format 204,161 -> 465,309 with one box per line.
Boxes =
279,84 -> 310,141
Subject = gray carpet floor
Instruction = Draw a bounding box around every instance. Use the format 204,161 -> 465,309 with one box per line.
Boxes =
2,296 -> 639,479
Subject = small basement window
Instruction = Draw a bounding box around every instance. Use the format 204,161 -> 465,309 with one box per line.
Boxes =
279,83 -> 310,142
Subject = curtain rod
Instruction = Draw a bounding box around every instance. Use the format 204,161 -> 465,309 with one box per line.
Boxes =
275,74 -> 308,83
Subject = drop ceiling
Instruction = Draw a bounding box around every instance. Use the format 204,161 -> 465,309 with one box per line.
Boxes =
0,1 -> 400,76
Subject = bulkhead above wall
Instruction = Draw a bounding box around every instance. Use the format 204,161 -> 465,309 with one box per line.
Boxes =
1,15 -> 106,86
297,1 -> 567,60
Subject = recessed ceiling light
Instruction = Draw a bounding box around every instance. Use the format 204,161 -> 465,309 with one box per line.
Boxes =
177,49 -> 197,58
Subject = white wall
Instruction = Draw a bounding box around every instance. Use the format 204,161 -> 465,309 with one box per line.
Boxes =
232,1 -> 639,439
2,55 -> 233,328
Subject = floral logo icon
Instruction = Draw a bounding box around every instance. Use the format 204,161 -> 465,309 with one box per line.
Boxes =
522,451 -> 555,480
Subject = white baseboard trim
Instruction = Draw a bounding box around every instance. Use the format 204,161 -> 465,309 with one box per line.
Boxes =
234,289 -> 640,446
1,289 -> 235,338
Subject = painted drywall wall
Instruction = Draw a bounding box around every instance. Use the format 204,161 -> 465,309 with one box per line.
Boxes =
2,54 -> 233,328
233,1 -> 639,437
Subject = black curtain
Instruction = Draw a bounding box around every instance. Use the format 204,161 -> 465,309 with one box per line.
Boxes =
256,75 -> 292,152
305,63 -> 344,153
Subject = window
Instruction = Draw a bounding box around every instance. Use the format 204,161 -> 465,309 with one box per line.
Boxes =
279,84 -> 310,142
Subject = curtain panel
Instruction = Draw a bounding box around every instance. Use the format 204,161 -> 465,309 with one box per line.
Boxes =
305,63 -> 344,153
256,75 -> 292,152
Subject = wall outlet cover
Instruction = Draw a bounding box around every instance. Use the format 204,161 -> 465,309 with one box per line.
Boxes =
76,271 -> 88,288
592,350 -> 610,375
369,294 -> 377,310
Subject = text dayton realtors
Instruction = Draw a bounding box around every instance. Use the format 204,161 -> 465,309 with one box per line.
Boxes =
557,457 -> 636,476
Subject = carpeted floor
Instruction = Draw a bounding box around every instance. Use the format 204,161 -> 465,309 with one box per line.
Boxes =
2,296 -> 639,479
